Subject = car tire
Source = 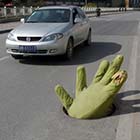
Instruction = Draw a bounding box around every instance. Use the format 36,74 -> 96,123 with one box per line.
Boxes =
11,54 -> 24,60
65,38 -> 73,60
85,30 -> 91,46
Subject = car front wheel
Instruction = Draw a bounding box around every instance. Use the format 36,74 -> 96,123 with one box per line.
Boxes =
65,38 -> 73,60
85,30 -> 91,46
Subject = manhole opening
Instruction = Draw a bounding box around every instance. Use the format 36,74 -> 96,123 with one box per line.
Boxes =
63,107 -> 69,116
62,104 -> 116,118
106,104 -> 116,116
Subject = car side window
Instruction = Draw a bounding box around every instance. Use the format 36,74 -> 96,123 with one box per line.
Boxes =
77,7 -> 86,19
72,8 -> 81,23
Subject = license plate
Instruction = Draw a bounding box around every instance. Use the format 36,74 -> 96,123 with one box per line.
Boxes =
19,45 -> 37,53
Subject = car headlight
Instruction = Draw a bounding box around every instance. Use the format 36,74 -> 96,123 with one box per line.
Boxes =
7,33 -> 16,41
41,33 -> 63,42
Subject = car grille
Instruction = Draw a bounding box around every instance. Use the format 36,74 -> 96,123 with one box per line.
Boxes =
11,49 -> 47,54
17,37 -> 41,42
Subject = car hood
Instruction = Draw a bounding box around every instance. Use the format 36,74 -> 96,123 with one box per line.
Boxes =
12,23 -> 70,36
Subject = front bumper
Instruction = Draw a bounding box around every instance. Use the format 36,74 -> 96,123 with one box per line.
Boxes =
6,38 -> 67,56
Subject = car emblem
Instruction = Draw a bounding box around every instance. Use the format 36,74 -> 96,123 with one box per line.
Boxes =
26,37 -> 31,42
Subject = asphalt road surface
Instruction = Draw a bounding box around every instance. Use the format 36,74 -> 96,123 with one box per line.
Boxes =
0,12 -> 140,140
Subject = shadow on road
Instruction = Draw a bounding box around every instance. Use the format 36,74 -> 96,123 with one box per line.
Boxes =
111,90 -> 140,117
20,42 -> 121,65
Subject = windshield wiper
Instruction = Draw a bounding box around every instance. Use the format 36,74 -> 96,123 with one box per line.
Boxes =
26,21 -> 38,23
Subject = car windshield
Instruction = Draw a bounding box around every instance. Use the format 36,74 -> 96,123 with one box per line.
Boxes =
26,9 -> 70,23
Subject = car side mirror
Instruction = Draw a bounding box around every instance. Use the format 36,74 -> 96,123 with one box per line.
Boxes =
20,18 -> 25,23
20,16 -> 29,23
74,17 -> 82,24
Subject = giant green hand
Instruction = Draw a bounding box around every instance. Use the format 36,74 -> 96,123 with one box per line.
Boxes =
55,55 -> 127,119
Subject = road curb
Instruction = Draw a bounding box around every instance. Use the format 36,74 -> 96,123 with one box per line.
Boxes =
0,16 -> 23,24
87,11 -> 132,18
0,29 -> 12,34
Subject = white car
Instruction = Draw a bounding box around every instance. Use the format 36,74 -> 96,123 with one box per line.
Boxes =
6,5 -> 91,59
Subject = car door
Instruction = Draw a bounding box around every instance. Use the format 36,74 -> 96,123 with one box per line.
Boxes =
77,7 -> 90,41
72,8 -> 83,46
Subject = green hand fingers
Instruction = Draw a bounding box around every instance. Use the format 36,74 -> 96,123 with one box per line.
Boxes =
76,66 -> 87,97
111,70 -> 127,86
105,70 -> 128,95
92,60 -> 109,84
101,55 -> 124,85
55,85 -> 73,110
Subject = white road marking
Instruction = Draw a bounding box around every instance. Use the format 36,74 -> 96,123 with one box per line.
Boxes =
0,56 -> 10,61
115,23 -> 140,140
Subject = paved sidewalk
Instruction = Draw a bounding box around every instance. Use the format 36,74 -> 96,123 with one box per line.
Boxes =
0,22 -> 21,34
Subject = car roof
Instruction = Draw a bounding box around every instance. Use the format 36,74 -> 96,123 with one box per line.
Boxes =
38,5 -> 78,10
